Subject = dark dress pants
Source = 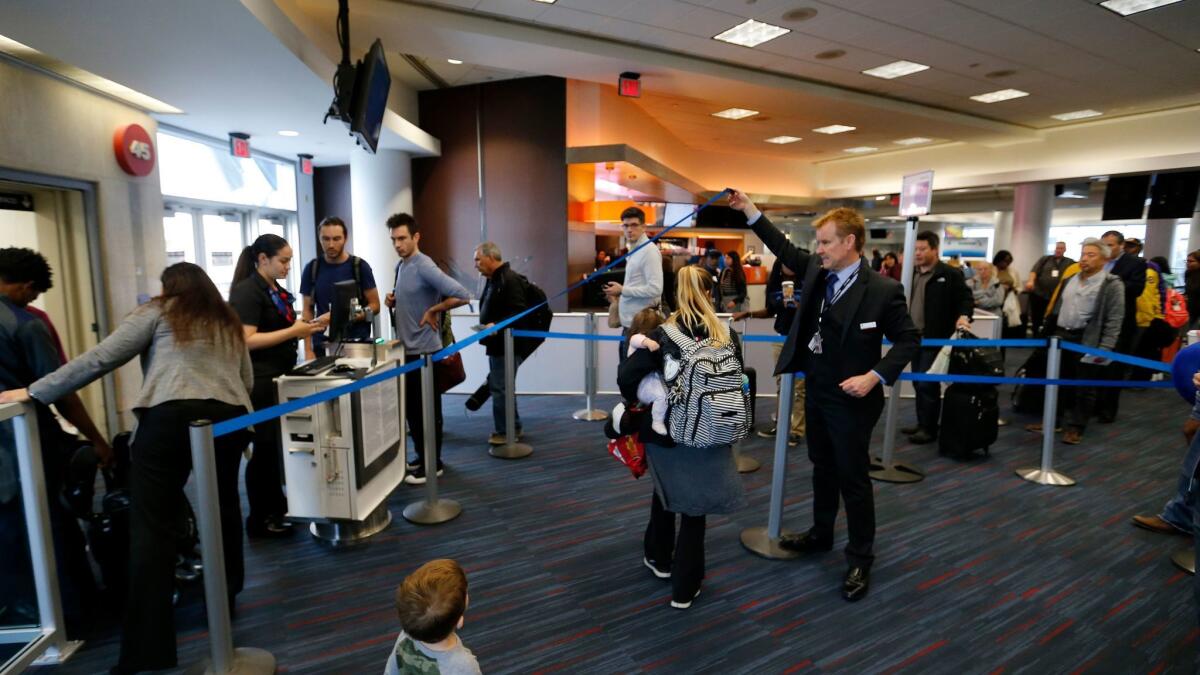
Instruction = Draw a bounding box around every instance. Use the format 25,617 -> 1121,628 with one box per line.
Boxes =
806,383 -> 882,568
404,354 -> 444,465
118,400 -> 249,672
1056,333 -> 1103,434
912,346 -> 942,435
1095,322 -> 1135,421
1029,294 -> 1050,336
644,493 -> 706,601
246,376 -> 287,526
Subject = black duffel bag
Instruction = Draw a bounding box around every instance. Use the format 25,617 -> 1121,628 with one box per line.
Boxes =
947,328 -> 1004,378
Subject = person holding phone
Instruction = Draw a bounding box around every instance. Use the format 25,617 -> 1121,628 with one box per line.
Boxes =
228,234 -> 324,538
604,207 -> 663,363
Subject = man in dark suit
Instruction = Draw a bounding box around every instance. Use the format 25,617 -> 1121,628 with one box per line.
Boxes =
1095,230 -> 1146,422
730,190 -> 920,602
899,231 -> 974,445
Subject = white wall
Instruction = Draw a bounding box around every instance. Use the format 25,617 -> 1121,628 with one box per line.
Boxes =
0,58 -> 165,428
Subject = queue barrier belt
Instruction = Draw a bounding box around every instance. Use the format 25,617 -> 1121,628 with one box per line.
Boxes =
511,329 -> 623,342
209,190 -> 732,438
1058,340 -> 1173,373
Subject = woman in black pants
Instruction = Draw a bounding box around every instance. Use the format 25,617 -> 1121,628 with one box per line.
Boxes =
1,263 -> 255,673
617,265 -> 746,609
228,234 -> 323,537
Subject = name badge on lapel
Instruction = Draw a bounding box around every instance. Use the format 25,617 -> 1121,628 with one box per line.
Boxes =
860,321 -> 877,330
936,277 -> 947,283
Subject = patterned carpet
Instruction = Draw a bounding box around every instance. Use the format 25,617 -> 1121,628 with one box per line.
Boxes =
44,358 -> 1200,673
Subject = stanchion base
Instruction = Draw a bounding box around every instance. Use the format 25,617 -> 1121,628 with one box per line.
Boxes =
869,458 -> 925,483
309,502 -> 392,548
489,442 -> 533,459
403,497 -> 462,525
1015,467 -> 1076,486
740,526 -> 802,560
735,453 -> 760,473
31,639 -> 84,666
1171,549 -> 1195,575
572,409 -> 609,421
184,647 -> 276,674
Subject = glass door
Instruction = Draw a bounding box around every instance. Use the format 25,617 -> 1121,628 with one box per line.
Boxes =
200,212 -> 245,300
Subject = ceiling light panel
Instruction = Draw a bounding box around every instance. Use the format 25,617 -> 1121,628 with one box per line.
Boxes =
713,19 -> 791,48
893,137 -> 932,146
712,108 -> 759,120
531,0 -> 556,4
970,88 -> 1029,103
861,60 -> 929,80
813,124 -> 856,134
447,59 -> 463,65
1099,0 -> 1183,16
1051,109 -> 1103,121
844,146 -> 878,154
765,136 -> 801,144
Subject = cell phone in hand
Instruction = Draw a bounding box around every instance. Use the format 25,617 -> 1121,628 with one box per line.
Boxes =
471,324 -> 486,332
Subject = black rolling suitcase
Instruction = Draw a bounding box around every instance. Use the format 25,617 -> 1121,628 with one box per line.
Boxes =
938,384 -> 998,460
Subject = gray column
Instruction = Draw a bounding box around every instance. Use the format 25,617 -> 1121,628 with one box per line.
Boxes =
1188,211 -> 1200,257
1143,218 -> 1176,262
1009,182 -> 1054,281
992,210 -> 1013,258
350,149 -> 413,341
295,167 -> 316,268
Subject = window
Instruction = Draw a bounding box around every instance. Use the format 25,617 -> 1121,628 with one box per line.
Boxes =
157,131 -> 296,210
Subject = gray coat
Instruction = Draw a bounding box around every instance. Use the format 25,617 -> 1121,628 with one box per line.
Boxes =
1047,271 -> 1125,351
29,302 -> 254,432
644,440 -> 746,517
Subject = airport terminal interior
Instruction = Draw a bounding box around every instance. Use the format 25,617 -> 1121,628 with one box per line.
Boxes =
2,0 -> 1200,673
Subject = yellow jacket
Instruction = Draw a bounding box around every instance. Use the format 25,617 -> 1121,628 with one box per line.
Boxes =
1136,268 -> 1163,327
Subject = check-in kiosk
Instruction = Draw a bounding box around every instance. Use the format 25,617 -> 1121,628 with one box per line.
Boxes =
275,342 -> 406,546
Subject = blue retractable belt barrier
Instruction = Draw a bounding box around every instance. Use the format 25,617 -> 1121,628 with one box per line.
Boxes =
1058,340 -> 1173,373
919,338 -> 1047,348
212,358 -> 423,438
211,190 -> 733,437
511,329 -> 623,342
902,372 -> 1174,388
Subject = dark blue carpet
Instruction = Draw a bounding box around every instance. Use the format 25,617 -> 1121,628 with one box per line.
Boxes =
46,367 -> 1200,673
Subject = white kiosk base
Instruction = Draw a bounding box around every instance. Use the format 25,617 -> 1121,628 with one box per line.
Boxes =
275,347 -> 406,548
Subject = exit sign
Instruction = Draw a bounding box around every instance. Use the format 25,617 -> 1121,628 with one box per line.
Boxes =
618,72 -> 641,98
229,132 -> 251,158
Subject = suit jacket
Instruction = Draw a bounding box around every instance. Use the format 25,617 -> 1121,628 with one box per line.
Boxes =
916,261 -> 974,341
749,215 -> 920,383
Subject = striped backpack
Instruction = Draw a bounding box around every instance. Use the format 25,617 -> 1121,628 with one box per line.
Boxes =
661,323 -> 751,447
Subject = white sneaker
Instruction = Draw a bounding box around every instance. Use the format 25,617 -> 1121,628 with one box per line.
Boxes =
643,557 -> 670,579
670,588 -> 701,609
651,420 -> 668,436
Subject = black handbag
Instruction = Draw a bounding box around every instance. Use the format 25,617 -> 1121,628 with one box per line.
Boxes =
948,329 -> 1005,378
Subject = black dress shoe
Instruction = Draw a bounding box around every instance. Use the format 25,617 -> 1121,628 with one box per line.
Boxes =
842,566 -> 870,602
778,532 -> 833,553
908,430 -> 937,445
245,516 -> 294,539
900,425 -> 919,435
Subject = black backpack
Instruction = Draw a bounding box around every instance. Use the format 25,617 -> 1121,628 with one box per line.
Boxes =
513,274 -> 552,356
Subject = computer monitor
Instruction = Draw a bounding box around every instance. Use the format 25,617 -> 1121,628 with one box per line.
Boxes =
327,279 -> 360,351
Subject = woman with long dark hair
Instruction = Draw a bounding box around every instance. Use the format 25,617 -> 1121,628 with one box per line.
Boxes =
1,262 -> 254,673
617,265 -> 746,609
718,250 -> 748,313
228,234 -> 323,538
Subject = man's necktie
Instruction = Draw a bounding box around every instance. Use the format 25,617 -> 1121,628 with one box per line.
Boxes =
824,272 -> 837,307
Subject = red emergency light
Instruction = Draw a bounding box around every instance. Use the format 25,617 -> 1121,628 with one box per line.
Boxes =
618,72 -> 641,98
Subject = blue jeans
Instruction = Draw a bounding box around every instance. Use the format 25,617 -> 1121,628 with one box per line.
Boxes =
1163,431 -> 1200,533
488,353 -> 526,434
1191,481 -> 1200,627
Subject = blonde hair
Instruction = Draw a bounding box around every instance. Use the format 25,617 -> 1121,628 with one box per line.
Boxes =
668,265 -> 729,347
814,207 -> 866,253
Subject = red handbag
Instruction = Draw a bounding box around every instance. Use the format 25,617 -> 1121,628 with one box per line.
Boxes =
607,433 -> 647,479
433,353 -> 466,395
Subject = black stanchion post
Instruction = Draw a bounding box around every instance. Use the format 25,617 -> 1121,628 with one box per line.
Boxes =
1016,337 -> 1076,486
491,328 -> 533,459
403,356 -> 463,524
740,373 -> 800,559
573,313 -> 608,422
186,420 -> 275,674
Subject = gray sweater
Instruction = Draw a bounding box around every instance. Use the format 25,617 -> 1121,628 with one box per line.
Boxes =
1048,271 -> 1125,351
29,302 -> 254,424
391,251 -> 471,355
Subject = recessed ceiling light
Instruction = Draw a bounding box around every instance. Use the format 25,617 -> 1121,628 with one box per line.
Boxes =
970,88 -> 1029,103
1051,109 -> 1103,121
765,136 -> 802,144
713,19 -> 790,48
712,108 -> 759,120
861,60 -> 929,79
813,124 -> 856,134
894,137 -> 932,146
815,49 -> 846,60
844,146 -> 878,154
531,0 -> 556,4
875,195 -> 888,201
277,130 -> 300,137
1099,0 -> 1182,16
447,58 -> 463,65
782,8 -> 818,22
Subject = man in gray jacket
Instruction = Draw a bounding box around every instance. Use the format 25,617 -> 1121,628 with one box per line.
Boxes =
603,207 -> 662,362
1033,237 -> 1124,445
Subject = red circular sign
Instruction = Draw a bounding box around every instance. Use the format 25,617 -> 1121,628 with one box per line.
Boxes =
113,124 -> 155,177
